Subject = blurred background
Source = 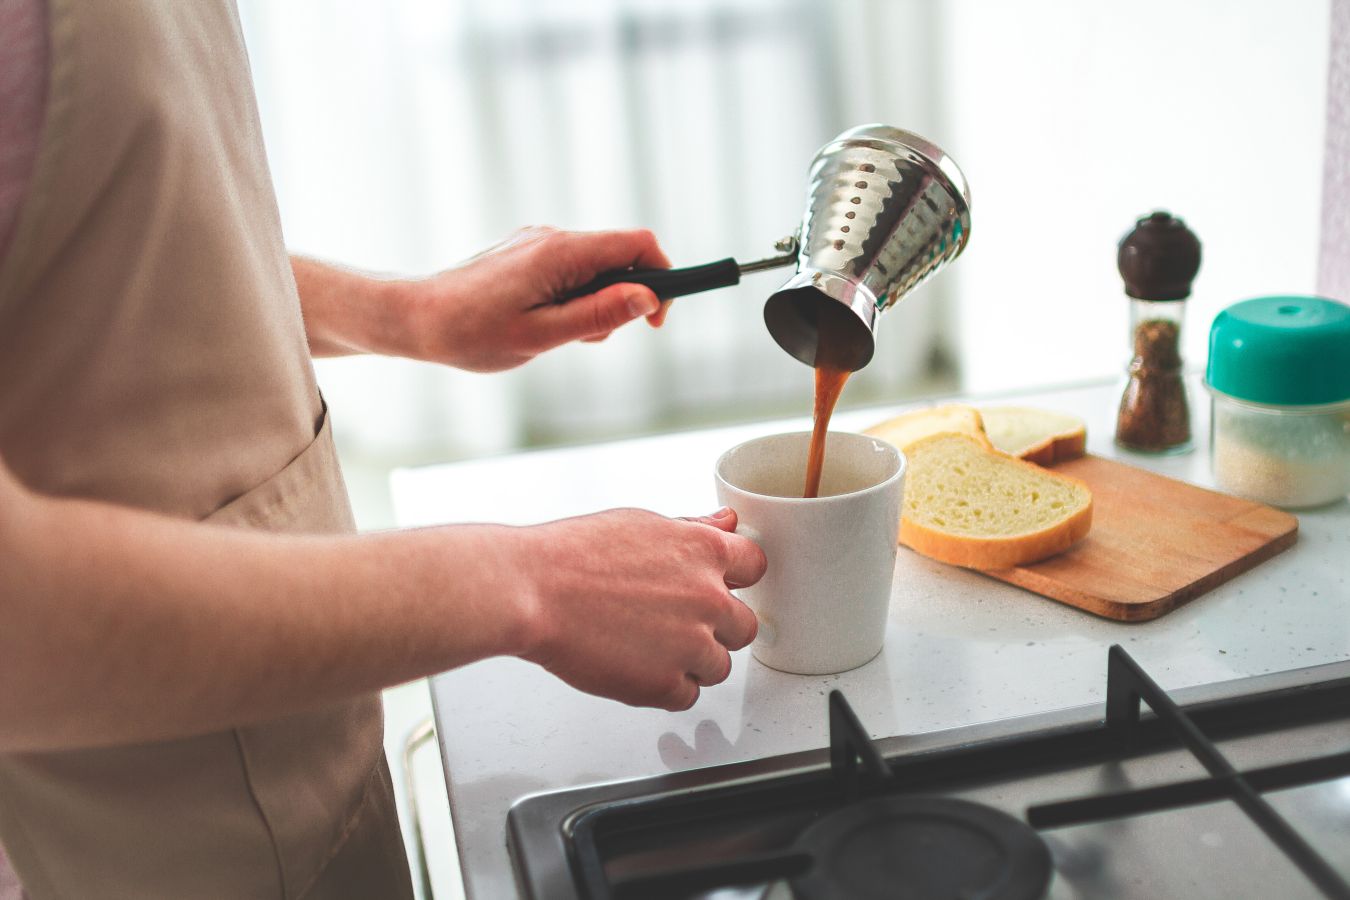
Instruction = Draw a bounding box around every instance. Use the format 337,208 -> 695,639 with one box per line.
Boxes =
235,3 -> 1334,897
238,0 -> 1331,531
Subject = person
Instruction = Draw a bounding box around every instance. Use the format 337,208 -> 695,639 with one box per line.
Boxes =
0,1 -> 765,898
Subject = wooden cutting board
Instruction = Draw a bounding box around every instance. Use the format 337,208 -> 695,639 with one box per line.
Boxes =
980,454 -> 1298,622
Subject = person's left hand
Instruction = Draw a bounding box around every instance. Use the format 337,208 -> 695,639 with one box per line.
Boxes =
403,226 -> 672,372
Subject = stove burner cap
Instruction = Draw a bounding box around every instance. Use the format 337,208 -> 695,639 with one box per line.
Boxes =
790,795 -> 1052,900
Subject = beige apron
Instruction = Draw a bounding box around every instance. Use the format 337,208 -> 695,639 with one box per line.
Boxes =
0,1 -> 413,897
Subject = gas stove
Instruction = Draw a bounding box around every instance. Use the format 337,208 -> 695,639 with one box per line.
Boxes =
507,646 -> 1350,899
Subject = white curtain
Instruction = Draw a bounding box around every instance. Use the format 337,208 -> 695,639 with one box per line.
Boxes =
236,0 -> 946,467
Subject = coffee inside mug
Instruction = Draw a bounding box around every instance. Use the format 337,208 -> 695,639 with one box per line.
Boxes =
717,432 -> 902,499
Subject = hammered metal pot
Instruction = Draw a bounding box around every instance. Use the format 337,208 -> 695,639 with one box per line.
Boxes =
764,125 -> 972,371
557,123 -> 971,373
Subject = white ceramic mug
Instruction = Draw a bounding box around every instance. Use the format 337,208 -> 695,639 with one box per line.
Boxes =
715,431 -> 905,675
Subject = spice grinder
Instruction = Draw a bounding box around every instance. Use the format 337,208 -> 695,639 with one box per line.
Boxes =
561,124 -> 972,372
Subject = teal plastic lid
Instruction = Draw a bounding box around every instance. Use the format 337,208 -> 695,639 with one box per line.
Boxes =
1206,295 -> 1350,405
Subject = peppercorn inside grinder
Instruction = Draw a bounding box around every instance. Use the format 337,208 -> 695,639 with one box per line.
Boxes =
1114,211 -> 1202,453
560,124 -> 972,372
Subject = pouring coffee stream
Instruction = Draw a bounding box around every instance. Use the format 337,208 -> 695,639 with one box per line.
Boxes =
560,124 -> 973,496
804,312 -> 857,499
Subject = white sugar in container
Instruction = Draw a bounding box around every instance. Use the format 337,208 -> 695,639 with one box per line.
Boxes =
1205,296 -> 1350,509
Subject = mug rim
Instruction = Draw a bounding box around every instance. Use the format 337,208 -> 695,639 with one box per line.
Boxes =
714,430 -> 906,503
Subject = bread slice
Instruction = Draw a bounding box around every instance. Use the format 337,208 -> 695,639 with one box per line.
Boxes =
979,406 -> 1087,466
863,404 -> 992,453
900,433 -> 1093,569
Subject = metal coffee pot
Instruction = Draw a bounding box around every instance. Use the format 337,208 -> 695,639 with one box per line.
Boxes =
563,124 -> 972,372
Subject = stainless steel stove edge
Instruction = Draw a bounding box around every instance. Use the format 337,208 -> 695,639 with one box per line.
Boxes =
506,657 -> 1350,900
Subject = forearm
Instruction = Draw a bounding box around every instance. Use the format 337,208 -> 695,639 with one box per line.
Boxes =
291,255 -> 421,358
0,470 -> 533,752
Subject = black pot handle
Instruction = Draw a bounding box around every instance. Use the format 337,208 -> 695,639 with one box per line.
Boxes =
556,258 -> 741,304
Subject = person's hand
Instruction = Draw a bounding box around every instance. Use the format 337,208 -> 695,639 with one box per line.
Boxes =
404,226 -> 673,372
512,507 -> 765,711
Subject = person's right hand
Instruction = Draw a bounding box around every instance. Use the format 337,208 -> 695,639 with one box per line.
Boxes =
513,507 -> 765,711
397,226 -> 674,373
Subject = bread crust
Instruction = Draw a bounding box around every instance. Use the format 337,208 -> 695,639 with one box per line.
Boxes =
900,497 -> 1093,568
1052,430 -> 1088,463
1015,430 -> 1086,466
1018,440 -> 1057,467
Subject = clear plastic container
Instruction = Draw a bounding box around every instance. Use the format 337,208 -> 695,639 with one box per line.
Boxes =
1205,295 -> 1350,509
1207,391 -> 1350,508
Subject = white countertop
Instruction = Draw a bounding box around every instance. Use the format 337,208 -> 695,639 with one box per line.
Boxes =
390,377 -> 1350,900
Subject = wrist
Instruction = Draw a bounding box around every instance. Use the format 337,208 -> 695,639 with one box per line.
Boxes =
376,523 -> 545,669
396,273 -> 476,368
495,524 -> 552,661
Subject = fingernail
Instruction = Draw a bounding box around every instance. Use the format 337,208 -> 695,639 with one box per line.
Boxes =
711,507 -> 733,519
626,291 -> 660,318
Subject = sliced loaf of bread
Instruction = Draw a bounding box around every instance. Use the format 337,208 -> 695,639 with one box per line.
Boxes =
979,406 -> 1087,466
900,433 -> 1093,568
863,404 -> 991,453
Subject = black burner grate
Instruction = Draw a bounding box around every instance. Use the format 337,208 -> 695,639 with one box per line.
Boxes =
563,645 -> 1350,900
1026,645 -> 1350,900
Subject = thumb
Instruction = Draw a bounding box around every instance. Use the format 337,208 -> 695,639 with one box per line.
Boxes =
539,284 -> 661,346
680,507 -> 738,532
